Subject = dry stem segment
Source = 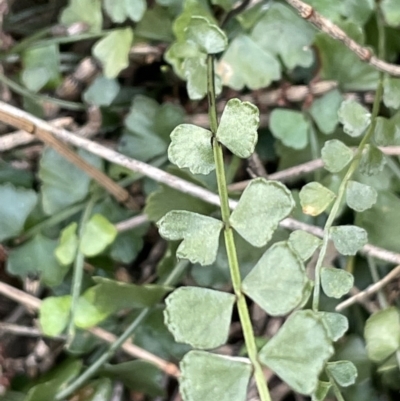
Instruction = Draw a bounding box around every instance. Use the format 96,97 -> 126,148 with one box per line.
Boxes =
284,0 -> 400,76
0,105 -> 139,210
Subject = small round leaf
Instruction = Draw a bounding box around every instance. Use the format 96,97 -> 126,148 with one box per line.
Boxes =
164,287 -> 235,349
330,225 -> 368,255
346,181 -> 377,212
321,267 -> 354,299
230,178 -> 294,247
288,230 -> 322,261
180,351 -> 252,401
259,310 -> 334,395
299,182 -> 336,216
321,139 -> 353,173
326,360 -> 358,387
338,99 -> 371,137
185,16 -> 227,54
168,124 -> 214,174
80,214 -> 118,257
242,242 -> 310,316
269,109 -> 309,150
319,312 -> 349,342
39,295 -> 71,336
55,222 -> 78,266
216,98 -> 259,158
157,211 -> 223,266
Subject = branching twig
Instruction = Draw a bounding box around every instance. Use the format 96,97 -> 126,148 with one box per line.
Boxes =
284,0 -> 400,76
0,101 -> 399,265
336,265 -> 400,311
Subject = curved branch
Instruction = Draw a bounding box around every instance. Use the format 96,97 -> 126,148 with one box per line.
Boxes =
284,0 -> 400,77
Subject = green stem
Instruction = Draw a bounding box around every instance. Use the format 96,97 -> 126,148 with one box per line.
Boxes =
0,73 -> 85,110
56,260 -> 189,400
312,16 -> 385,311
367,256 -> 388,309
67,197 -> 96,343
327,372 -> 346,401
207,55 -> 271,401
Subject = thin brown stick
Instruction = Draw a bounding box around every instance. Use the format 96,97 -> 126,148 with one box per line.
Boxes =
336,265 -> 400,311
284,0 -> 400,76
0,322 -> 65,339
0,101 -> 399,265
0,117 -> 73,152
0,104 -> 139,210
115,214 -> 149,232
0,280 -> 179,377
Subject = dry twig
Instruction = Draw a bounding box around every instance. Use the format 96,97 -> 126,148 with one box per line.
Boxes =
284,0 -> 400,76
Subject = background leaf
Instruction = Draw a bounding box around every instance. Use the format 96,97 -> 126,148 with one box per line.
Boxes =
93,28 -> 134,78
60,0 -> 102,32
269,109 -> 309,150
0,183 -> 37,241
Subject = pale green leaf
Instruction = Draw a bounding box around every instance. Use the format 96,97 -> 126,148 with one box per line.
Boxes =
157,211 -> 223,265
269,109 -> 309,150
0,183 -> 37,241
343,0 -> 374,24
184,56 -> 222,100
39,295 -> 71,336
319,312 -> 349,341
330,225 -> 368,255
259,310 -> 334,395
242,242 -> 310,316
39,148 -> 102,215
22,45 -> 60,92
288,230 -> 322,261
104,0 -> 146,22
164,287 -> 235,349
299,182 -> 336,216
7,234 -> 68,286
251,2 -> 315,69
230,178 -> 294,247
60,0 -> 102,32
120,96 -> 184,162
381,0 -> 400,26
80,214 -> 118,257
136,6 -> 173,41
83,76 -> 120,106
168,124 -> 214,174
216,98 -> 259,158
55,222 -> 78,265
309,90 -> 343,135
365,307 -> 400,362
359,144 -> 386,176
93,28 -> 133,78
321,139 -> 354,173
321,267 -> 354,298
346,181 -> 377,212
312,381 -> 331,401
326,360 -> 358,387
383,76 -> 400,109
180,351 -> 252,401
74,287 -> 110,328
185,16 -> 227,54
338,99 -> 371,137
218,34 -> 281,91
